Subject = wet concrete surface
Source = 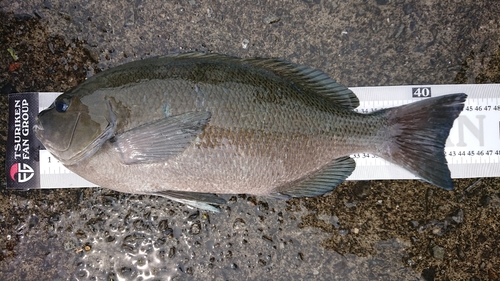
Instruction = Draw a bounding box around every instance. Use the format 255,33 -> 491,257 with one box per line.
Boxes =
0,0 -> 499,280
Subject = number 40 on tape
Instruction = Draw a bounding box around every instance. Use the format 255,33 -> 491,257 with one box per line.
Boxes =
412,87 -> 432,98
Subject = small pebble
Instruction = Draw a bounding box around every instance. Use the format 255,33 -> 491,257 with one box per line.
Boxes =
432,245 -> 445,260
242,39 -> 249,49
452,209 -> 464,224
264,14 -> 280,24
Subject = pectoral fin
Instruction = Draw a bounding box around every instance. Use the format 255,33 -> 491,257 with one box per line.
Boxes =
271,156 -> 356,199
112,111 -> 211,165
151,190 -> 227,212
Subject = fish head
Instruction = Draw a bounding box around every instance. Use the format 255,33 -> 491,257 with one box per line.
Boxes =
34,93 -> 116,165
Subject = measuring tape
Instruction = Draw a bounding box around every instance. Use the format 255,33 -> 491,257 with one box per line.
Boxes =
348,84 -> 499,181
6,84 -> 500,189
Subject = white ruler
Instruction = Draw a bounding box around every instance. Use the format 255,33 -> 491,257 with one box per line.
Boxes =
32,84 -> 500,188
347,84 -> 499,181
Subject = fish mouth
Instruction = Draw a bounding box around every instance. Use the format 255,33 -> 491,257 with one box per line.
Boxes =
33,115 -> 43,134
34,105 -> 53,133
33,122 -> 43,139
33,124 -> 42,132
33,123 -> 44,146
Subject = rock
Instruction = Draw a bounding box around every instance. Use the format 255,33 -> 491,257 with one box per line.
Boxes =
432,245 -> 445,260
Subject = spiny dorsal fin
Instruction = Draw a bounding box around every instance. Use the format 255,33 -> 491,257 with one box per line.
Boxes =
158,53 -> 360,109
242,57 -> 359,109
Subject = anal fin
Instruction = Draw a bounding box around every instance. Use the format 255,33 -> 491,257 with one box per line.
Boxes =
272,156 -> 356,199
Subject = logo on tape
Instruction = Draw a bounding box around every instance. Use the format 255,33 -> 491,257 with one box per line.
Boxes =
10,163 -> 35,183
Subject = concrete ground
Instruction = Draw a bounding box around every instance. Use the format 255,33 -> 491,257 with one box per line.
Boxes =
0,0 -> 499,280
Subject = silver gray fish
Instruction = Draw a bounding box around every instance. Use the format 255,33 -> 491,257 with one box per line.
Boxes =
34,53 -> 466,211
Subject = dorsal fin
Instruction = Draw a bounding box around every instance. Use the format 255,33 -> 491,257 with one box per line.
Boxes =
158,53 -> 360,109
242,57 -> 359,109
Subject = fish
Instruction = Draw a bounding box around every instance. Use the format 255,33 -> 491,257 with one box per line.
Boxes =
34,53 -> 467,212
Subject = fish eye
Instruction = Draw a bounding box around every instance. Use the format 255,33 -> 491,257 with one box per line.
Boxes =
55,97 -> 71,113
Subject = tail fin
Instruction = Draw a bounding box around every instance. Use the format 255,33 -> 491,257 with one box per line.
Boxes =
378,93 -> 467,190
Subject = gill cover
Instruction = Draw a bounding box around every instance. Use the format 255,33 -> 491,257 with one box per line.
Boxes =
34,93 -> 116,165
